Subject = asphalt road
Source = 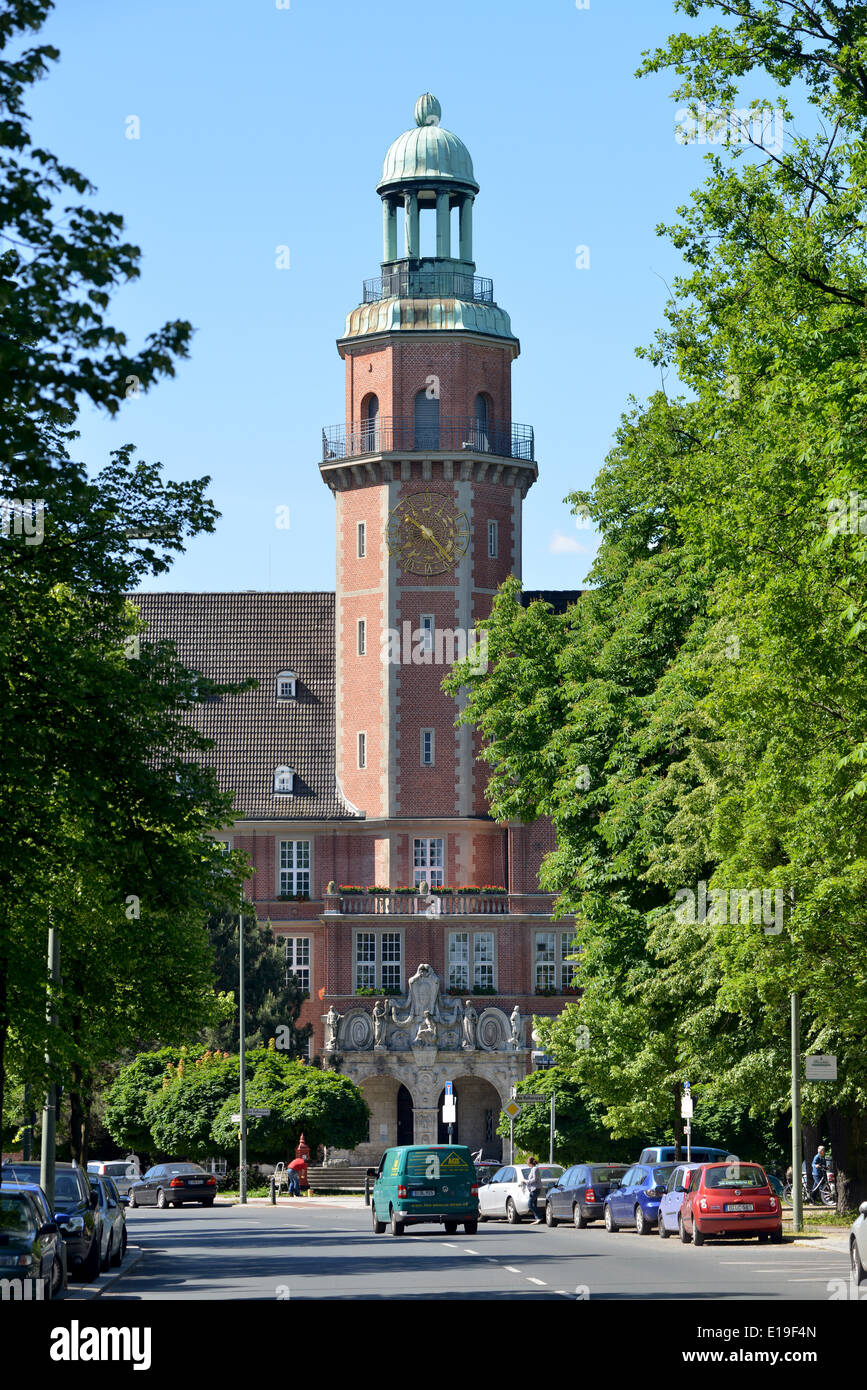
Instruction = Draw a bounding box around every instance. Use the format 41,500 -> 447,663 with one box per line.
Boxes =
101,1200 -> 853,1301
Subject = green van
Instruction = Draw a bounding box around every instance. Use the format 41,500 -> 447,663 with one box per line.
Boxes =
369,1145 -> 479,1237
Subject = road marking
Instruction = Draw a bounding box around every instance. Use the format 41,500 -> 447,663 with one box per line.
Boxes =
505,1265 -> 521,1274
787,1276 -> 844,1282
442,1243 -> 458,1248
527,1276 -> 546,1286
463,1248 -> 480,1255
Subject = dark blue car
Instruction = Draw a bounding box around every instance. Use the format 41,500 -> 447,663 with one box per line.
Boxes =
604,1163 -> 678,1235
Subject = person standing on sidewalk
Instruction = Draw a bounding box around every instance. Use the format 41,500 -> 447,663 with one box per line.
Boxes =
810,1145 -> 827,1204
523,1158 -> 543,1224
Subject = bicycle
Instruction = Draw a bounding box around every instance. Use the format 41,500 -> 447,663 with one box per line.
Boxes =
782,1173 -> 836,1207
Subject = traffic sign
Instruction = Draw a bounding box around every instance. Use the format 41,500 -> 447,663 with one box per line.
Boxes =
442,1101 -> 456,1123
247,1107 -> 271,1117
444,1081 -> 454,1097
516,1094 -> 546,1104
681,1096 -> 694,1119
503,1100 -> 520,1119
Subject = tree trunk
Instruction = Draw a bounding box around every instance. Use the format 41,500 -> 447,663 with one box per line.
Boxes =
826,1104 -> 867,1213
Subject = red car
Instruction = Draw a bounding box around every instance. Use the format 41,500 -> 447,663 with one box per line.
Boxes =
679,1161 -> 783,1245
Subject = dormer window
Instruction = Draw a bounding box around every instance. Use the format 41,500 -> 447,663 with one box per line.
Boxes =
274,766 -> 295,794
276,670 -> 296,700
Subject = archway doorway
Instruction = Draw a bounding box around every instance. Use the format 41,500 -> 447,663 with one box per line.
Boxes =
436,1078 -> 503,1158
397,1084 -> 414,1146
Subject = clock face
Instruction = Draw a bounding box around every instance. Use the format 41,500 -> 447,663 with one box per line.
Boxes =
386,492 -> 470,575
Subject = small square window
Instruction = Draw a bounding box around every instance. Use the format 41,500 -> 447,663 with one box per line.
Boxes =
357,619 -> 366,656
419,614 -> 434,654
421,729 -> 434,766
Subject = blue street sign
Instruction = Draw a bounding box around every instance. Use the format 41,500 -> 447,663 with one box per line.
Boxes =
444,1081 -> 454,1097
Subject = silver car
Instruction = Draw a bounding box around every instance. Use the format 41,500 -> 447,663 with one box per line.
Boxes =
658,1162 -> 708,1238
477,1164 -> 563,1223
92,1174 -> 128,1271
851,1201 -> 867,1285
87,1158 -> 140,1198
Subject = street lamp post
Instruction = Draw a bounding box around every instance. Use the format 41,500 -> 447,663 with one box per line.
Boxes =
239,898 -> 247,1205
791,992 -> 803,1235
39,925 -> 60,1209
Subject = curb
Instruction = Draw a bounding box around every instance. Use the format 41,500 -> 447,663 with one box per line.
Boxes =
65,1246 -> 144,1300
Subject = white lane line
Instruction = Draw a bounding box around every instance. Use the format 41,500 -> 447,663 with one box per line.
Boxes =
526,1276 -> 546,1286
442,1243 -> 458,1248
463,1248 -> 480,1255
505,1265 -> 521,1274
787,1276 -> 843,1282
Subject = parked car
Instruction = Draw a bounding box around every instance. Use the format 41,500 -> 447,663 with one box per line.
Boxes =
850,1201 -> 867,1286
369,1145 -> 479,1236
679,1161 -> 782,1245
477,1164 -> 563,1224
2,1162 -> 101,1281
128,1162 -> 217,1208
87,1158 -> 141,1198
0,1183 -> 67,1299
639,1146 -> 736,1165
604,1163 -> 679,1234
92,1174 -> 129,1270
658,1163 -> 708,1238
545,1163 -> 629,1228
473,1161 -> 501,1187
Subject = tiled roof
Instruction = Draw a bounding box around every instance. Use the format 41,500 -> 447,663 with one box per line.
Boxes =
130,592 -> 360,821
520,590 -> 583,614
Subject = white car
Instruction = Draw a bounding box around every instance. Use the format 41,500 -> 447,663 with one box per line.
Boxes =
657,1162 -> 708,1238
851,1201 -> 867,1285
477,1164 -> 563,1224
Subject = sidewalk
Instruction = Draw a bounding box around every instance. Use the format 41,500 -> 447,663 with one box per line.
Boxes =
229,1193 -> 366,1209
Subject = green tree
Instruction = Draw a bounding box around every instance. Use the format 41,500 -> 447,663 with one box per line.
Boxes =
201,908 -> 311,1055
211,1049 -> 369,1161
497,1068 -> 650,1166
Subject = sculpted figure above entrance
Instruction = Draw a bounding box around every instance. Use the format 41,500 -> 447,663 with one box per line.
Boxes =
326,963 -> 518,1054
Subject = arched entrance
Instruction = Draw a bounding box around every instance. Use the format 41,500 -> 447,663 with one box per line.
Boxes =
436,1077 -> 503,1158
397,1083 -> 414,1146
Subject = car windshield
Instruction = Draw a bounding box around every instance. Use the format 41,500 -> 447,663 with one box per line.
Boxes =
704,1165 -> 767,1189
0,1195 -> 35,1233
652,1165 -> 678,1185
591,1166 -> 627,1182
4,1166 -> 81,1202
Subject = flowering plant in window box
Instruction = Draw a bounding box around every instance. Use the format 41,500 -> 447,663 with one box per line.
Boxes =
339,885 -> 365,894
455,884 -> 482,895
364,885 -> 389,895
355,986 -> 402,997
479,885 -> 506,895
534,986 -> 561,997
430,886 -> 454,895
392,885 -> 416,895
278,892 -> 310,902
471,985 -> 497,995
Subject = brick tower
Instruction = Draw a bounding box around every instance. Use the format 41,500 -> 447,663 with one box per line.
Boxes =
320,92 -> 537,892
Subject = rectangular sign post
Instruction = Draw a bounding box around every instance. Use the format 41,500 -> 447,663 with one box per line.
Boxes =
681,1089 -> 693,1163
443,1081 -> 456,1142
805,1055 -> 837,1081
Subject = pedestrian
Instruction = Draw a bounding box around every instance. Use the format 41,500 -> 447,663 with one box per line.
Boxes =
286,1162 -> 301,1197
810,1145 -> 827,1204
523,1157 -> 543,1224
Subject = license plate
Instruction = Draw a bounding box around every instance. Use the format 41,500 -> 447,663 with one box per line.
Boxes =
412,1189 -> 436,1197
188,1179 -> 203,1185
725,1202 -> 754,1211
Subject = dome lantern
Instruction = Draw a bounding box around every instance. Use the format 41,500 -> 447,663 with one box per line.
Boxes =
377,95 -> 479,267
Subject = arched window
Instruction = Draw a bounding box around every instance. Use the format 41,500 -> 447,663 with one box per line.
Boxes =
274,766 -> 295,793
276,670 -> 296,700
474,393 -> 491,452
414,387 -> 440,450
361,393 -> 379,452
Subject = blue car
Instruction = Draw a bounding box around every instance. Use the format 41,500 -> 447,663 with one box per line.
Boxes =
604,1163 -> 678,1235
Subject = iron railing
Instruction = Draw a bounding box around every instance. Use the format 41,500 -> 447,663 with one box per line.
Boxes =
363,269 -> 494,304
321,417 -> 535,463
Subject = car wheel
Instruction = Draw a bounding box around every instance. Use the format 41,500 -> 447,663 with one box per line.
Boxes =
202,1198 -> 214,1207
573,1204 -> 587,1229
769,1228 -> 784,1244
463,1221 -> 478,1235
156,1188 -> 168,1209
128,1190 -> 137,1209
692,1219 -> 705,1246
636,1204 -> 652,1235
852,1236 -> 866,1285
110,1229 -> 124,1267
679,1214 -> 690,1244
80,1235 -> 101,1282
604,1203 -> 618,1233
371,1202 -> 385,1234
50,1252 -> 64,1299
545,1201 -> 557,1227
506,1198 -> 521,1225
658,1210 -> 671,1239
390,1207 -> 404,1238
100,1239 -> 111,1273
443,1220 -> 459,1234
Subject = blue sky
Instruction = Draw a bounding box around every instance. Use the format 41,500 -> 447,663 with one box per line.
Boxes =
25,0 -> 759,592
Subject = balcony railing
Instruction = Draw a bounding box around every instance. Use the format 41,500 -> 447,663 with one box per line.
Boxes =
321,417 -> 535,463
333,893 -> 509,916
363,270 -> 494,304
